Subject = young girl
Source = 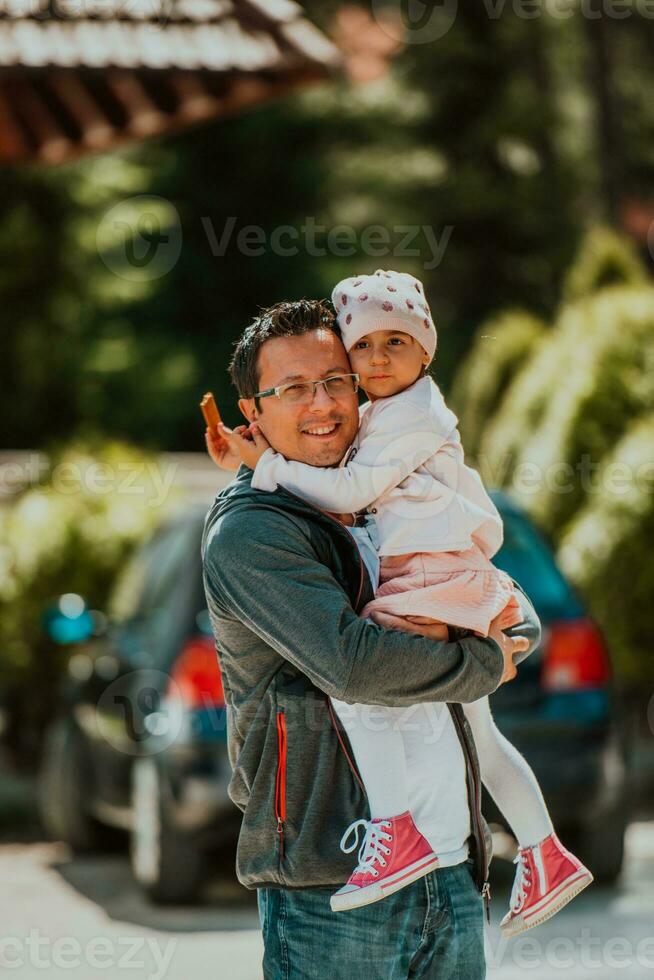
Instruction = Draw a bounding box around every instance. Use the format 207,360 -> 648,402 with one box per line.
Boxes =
216,270 -> 592,936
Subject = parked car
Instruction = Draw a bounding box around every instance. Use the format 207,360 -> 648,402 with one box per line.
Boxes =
38,492 -> 629,903
39,506 -> 240,904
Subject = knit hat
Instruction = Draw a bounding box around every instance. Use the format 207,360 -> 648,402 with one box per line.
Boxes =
331,269 -> 437,360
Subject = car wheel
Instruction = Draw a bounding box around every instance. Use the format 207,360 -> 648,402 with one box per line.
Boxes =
568,808 -> 627,884
38,716 -> 118,852
130,756 -> 207,904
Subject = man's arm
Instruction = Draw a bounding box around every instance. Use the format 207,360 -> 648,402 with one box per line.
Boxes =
204,508 -> 505,707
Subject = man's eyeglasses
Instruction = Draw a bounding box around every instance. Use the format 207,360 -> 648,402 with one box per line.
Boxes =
254,373 -> 360,405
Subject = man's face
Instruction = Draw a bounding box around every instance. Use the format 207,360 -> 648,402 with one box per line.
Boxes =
239,329 -> 359,467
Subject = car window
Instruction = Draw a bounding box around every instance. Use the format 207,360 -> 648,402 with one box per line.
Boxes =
138,522 -> 196,619
493,508 -> 573,613
108,522 -> 195,625
107,547 -> 150,624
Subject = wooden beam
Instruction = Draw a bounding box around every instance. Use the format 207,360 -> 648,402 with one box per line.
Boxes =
11,77 -> 72,163
0,80 -> 30,162
106,70 -> 166,137
48,71 -> 115,150
168,72 -> 220,122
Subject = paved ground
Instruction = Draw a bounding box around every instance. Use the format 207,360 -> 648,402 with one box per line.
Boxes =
0,822 -> 652,979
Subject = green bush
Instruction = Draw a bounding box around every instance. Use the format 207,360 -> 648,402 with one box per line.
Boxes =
563,226 -> 647,303
450,309 -> 546,459
453,228 -> 654,690
481,284 -> 654,536
0,439 -> 180,764
557,414 -> 654,686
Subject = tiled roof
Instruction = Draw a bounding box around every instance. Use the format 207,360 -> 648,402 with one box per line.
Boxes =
0,0 -> 340,162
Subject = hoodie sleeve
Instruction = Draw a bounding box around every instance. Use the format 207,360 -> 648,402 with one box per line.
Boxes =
251,396 -> 455,514
204,507 -> 505,706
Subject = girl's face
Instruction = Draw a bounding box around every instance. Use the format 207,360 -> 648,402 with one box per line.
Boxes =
348,330 -> 431,401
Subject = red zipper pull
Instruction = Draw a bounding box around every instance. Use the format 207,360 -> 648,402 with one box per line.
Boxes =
481,881 -> 491,924
276,817 -> 285,859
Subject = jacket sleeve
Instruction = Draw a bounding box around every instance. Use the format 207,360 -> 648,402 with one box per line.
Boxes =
204,508 -> 505,706
251,399 -> 454,514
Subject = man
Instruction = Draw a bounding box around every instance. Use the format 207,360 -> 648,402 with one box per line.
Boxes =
201,299 -> 539,978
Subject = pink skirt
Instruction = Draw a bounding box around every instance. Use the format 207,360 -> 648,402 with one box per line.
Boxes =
361,544 -> 523,637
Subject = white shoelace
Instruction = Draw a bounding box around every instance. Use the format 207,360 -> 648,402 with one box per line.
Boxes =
339,819 -> 393,877
509,850 -> 531,912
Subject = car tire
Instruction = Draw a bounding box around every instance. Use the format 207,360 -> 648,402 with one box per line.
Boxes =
130,756 -> 207,904
569,808 -> 627,884
38,716 -> 118,852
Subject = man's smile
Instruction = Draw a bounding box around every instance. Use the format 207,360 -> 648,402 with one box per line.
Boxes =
300,421 -> 342,440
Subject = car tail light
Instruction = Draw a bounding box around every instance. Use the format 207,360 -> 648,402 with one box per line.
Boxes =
167,635 -> 224,708
541,618 -> 611,691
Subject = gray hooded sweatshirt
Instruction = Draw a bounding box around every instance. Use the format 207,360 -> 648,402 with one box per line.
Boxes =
201,466 -> 541,893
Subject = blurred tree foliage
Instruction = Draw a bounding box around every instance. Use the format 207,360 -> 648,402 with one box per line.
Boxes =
450,309 -> 546,458
1,2 -> 653,451
456,229 -> 654,687
557,414 -> 654,685
0,439 -> 178,762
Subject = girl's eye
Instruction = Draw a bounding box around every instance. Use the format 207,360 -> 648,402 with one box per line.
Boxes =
355,341 -> 369,349
389,337 -> 404,345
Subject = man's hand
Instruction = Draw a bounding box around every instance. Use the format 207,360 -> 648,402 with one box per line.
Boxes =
217,421 -> 271,470
488,611 -> 529,685
367,611 -> 450,643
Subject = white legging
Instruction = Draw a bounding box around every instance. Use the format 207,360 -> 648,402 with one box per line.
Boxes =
331,694 -> 553,849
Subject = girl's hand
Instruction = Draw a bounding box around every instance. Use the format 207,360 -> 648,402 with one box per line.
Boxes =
368,610 -> 450,642
217,421 -> 271,470
205,426 -> 243,471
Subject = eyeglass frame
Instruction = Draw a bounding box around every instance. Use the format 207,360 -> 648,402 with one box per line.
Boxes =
253,372 -> 360,402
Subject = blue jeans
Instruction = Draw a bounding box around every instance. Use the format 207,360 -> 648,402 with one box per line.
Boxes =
257,859 -> 485,979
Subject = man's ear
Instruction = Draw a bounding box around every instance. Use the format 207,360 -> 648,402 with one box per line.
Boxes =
238,397 -> 258,423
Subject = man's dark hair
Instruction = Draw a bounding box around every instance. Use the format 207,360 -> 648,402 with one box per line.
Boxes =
229,299 -> 341,400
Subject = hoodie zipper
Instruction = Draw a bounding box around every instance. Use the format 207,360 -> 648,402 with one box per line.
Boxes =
449,704 -> 491,919
274,709 -> 287,861
326,697 -> 367,796
251,489 -> 369,857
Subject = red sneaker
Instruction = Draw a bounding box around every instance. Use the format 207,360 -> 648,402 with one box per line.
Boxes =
330,811 -> 439,913
500,833 -> 593,937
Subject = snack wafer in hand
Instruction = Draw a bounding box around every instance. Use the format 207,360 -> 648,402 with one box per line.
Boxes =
200,392 -> 222,437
